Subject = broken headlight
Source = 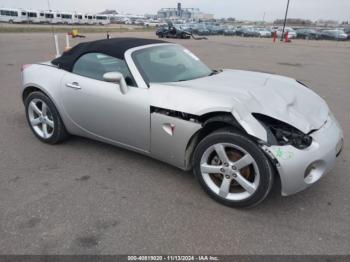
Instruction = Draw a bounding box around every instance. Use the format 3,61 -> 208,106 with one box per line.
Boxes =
253,113 -> 313,149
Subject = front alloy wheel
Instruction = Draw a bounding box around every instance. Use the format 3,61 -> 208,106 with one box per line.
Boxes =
200,143 -> 260,201
193,129 -> 274,208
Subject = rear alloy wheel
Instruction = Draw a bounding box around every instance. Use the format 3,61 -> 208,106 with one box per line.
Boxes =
193,129 -> 274,208
25,91 -> 69,144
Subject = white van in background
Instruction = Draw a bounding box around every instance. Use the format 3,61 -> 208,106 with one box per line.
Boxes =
60,13 -> 74,24
1,7 -> 110,25
73,13 -> 84,24
0,8 -> 28,23
40,11 -> 59,24
26,10 -> 41,23
84,14 -> 96,25
96,15 -> 109,25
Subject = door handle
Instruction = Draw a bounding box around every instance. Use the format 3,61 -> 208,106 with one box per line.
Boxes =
66,82 -> 81,90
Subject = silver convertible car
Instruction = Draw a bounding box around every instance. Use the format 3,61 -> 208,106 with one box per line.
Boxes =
21,38 -> 343,207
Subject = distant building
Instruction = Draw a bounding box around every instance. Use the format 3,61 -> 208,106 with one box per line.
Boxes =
145,13 -> 157,19
315,19 -> 339,27
157,3 -> 213,21
99,9 -> 118,15
274,18 -> 313,26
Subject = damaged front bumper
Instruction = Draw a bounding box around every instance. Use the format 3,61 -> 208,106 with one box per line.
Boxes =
265,113 -> 343,196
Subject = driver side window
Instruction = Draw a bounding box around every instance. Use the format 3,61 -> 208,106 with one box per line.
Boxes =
72,53 -> 136,86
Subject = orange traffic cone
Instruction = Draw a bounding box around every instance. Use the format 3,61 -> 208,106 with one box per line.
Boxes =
285,31 -> 290,43
273,31 -> 277,42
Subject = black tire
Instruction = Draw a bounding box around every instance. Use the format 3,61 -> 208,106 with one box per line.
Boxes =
193,129 -> 274,208
25,91 -> 69,144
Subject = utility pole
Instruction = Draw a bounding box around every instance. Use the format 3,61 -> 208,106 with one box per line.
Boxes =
281,0 -> 291,41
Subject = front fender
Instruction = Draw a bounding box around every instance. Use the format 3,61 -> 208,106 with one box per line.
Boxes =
230,99 -> 268,142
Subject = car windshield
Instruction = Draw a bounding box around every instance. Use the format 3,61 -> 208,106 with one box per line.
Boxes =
132,45 -> 213,83
325,30 -> 345,35
306,29 -> 316,33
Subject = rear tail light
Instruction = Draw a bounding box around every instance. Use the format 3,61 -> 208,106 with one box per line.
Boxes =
21,64 -> 32,72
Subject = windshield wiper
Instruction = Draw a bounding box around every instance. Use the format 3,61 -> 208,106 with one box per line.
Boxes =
176,70 -> 222,82
208,69 -> 221,76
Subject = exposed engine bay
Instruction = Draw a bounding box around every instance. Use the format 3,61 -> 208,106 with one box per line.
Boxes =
253,113 -> 313,149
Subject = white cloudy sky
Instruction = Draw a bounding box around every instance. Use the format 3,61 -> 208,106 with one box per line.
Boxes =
1,0 -> 349,21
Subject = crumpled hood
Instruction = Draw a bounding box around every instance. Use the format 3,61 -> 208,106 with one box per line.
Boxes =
169,69 -> 329,134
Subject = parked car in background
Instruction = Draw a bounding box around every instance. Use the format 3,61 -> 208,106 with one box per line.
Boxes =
180,24 -> 192,32
208,25 -> 225,35
189,24 -> 199,34
223,27 -> 236,36
295,28 -> 322,40
236,27 -> 260,37
276,27 -> 297,39
321,30 -> 348,41
156,25 -> 191,39
256,28 -> 272,37
197,27 -> 210,36
341,28 -> 350,40
134,19 -> 144,26
207,25 -> 218,35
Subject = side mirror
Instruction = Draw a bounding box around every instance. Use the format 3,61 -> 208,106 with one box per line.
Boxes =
103,72 -> 128,94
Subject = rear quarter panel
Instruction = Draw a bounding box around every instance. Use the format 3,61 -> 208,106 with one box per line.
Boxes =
22,63 -> 68,127
22,64 -> 66,104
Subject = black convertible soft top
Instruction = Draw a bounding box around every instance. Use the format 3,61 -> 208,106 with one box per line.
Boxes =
51,37 -> 167,72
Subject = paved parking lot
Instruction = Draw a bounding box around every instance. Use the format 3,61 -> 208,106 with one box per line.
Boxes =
0,32 -> 349,255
